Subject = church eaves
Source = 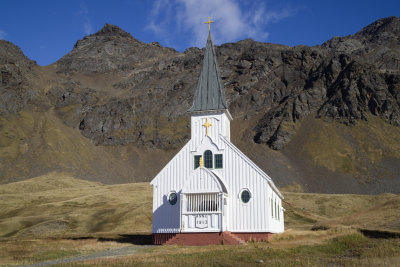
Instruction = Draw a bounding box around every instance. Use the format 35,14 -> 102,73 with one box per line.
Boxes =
189,31 -> 228,112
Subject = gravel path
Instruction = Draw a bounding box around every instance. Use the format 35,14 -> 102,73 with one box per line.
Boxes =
13,245 -> 152,267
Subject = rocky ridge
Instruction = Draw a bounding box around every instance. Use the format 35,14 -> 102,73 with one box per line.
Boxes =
52,18 -> 400,150
0,18 -> 399,193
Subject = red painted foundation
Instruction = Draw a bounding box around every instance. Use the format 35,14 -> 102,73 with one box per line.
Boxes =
152,231 -> 272,245
153,233 -> 177,245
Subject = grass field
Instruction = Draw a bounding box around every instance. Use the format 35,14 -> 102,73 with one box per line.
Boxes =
0,173 -> 399,266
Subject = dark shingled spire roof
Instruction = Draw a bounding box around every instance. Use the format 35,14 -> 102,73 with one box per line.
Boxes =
189,31 -> 228,112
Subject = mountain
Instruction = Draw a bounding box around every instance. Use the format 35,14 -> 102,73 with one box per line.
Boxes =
0,17 -> 399,193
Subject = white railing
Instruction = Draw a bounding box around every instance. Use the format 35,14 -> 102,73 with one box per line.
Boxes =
185,193 -> 220,213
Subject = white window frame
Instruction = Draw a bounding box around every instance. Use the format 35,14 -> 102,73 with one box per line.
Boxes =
238,188 -> 252,205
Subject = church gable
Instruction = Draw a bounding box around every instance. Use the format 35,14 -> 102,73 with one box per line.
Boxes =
182,167 -> 227,194
150,142 -> 192,185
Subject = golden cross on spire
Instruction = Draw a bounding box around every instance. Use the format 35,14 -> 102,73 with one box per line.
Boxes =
202,118 -> 212,136
204,16 -> 214,32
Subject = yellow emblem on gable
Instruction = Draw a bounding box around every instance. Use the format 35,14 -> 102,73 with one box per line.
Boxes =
202,118 -> 212,136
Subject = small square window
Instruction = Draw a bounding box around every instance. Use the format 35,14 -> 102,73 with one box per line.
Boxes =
215,154 -> 223,169
194,155 -> 201,169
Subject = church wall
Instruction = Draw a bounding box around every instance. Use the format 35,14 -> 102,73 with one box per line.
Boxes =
221,138 -> 284,233
151,142 -> 193,234
151,121 -> 284,235
267,186 -> 285,232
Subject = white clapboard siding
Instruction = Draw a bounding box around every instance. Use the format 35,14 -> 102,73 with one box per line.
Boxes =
182,168 -> 225,194
151,141 -> 193,233
151,112 -> 284,234
190,112 -> 230,151
220,136 -> 284,233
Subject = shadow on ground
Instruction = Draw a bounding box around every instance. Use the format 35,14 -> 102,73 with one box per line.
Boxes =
359,229 -> 400,239
69,234 -> 153,245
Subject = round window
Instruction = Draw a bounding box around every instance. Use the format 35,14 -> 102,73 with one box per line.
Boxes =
168,192 -> 178,205
241,189 -> 251,203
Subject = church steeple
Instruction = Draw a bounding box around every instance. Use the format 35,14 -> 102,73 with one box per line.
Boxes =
189,30 -> 228,112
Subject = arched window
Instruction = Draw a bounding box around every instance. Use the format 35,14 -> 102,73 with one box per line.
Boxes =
204,150 -> 213,168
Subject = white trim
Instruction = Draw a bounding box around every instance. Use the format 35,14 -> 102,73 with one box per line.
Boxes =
155,228 -> 181,233
190,109 -> 233,121
183,190 -> 221,194
167,191 -> 178,205
181,229 -> 221,233
238,188 -> 252,205
231,229 -> 283,233
182,211 -> 222,215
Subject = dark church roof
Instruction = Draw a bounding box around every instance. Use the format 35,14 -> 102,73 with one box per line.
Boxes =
189,31 -> 228,112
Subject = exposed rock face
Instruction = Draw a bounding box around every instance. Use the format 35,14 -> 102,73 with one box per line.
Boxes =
0,40 -> 40,114
50,19 -> 400,150
56,23 -> 178,74
1,18 -> 400,193
318,61 -> 400,126
253,17 -> 400,149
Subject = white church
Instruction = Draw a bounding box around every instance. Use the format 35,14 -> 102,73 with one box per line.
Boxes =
151,20 -> 284,245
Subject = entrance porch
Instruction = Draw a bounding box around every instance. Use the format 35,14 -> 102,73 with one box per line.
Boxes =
181,193 -> 227,232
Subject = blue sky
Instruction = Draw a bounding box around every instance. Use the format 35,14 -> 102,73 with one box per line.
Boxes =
1,0 -> 398,66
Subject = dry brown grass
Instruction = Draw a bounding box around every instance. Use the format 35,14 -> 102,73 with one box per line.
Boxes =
0,237 -> 130,266
304,116 -> 400,178
0,172 -> 152,239
283,191 -> 399,229
0,174 -> 399,266
312,195 -> 400,231
63,231 -> 400,266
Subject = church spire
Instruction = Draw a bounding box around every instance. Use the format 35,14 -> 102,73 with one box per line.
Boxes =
189,26 -> 228,112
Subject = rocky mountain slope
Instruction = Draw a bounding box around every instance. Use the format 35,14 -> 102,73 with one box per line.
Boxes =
0,17 -> 399,193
